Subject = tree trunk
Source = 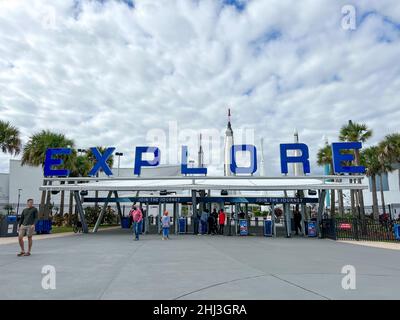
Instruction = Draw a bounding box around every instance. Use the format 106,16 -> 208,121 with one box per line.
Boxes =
330,189 -> 335,218
45,180 -> 52,220
338,188 -> 344,217
350,189 -> 356,215
371,174 -> 379,220
68,189 -> 74,226
39,180 -> 47,219
60,190 -> 65,215
379,174 -> 386,215
59,180 -> 65,216
354,150 -> 365,219
95,172 -> 99,210
95,191 -> 99,210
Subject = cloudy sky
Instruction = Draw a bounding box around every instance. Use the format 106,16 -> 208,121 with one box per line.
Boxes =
0,0 -> 399,175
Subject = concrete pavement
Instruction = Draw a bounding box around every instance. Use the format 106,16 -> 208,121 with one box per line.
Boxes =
0,228 -> 399,300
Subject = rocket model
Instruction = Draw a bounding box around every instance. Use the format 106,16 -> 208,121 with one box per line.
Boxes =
224,108 -> 235,176
293,128 -> 304,176
259,137 -> 266,177
198,133 -> 204,169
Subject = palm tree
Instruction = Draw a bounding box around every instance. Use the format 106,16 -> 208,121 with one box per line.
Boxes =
380,133 -> 400,162
360,146 -> 381,220
0,120 -> 22,155
21,130 -> 75,218
317,144 -> 336,217
378,134 -> 400,216
339,120 -> 373,217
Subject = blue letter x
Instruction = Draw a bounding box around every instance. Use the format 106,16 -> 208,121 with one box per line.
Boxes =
89,147 -> 115,176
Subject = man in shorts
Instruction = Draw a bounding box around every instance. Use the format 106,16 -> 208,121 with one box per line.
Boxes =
17,199 -> 38,257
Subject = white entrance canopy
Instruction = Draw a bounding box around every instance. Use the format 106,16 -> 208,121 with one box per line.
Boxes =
40,175 -> 367,192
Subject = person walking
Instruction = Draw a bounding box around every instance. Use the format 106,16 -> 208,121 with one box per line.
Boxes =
294,209 -> 302,235
17,199 -> 38,257
207,211 -> 215,235
218,209 -> 226,235
193,208 -> 200,235
129,205 -> 143,241
161,210 -> 170,240
200,209 -> 209,235
211,208 -> 218,234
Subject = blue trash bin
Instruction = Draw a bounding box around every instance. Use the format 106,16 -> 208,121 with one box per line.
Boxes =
264,219 -> 273,237
307,221 -> 317,237
121,217 -> 130,229
0,215 -> 18,237
178,217 -> 186,234
35,220 -> 52,234
7,215 -> 17,223
395,224 -> 400,241
35,220 -> 42,234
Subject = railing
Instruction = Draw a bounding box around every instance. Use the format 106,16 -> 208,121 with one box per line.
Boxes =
322,218 -> 398,242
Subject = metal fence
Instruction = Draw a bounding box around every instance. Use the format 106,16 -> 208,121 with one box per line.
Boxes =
321,218 -> 399,242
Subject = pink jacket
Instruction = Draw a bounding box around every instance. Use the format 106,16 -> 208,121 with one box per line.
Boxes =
129,209 -> 143,223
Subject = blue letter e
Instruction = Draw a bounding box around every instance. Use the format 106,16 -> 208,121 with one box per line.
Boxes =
332,142 -> 365,174
44,148 -> 72,177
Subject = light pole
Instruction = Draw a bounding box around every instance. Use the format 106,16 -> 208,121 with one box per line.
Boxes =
77,148 -> 87,155
115,152 -> 124,176
16,188 -> 22,217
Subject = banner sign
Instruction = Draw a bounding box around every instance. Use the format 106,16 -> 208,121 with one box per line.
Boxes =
239,219 -> 248,236
83,196 -> 319,204
338,223 -> 352,230
308,221 -> 317,237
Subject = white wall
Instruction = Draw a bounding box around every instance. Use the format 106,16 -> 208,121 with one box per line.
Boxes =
8,160 -> 45,206
0,173 -> 9,205
362,169 -> 400,207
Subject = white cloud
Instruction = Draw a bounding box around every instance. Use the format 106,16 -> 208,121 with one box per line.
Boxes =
0,0 -> 399,175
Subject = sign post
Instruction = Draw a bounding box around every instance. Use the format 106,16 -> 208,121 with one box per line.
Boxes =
239,219 -> 248,236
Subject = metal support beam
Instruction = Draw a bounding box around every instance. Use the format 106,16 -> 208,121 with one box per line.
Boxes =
235,203 -> 240,236
74,191 -> 88,233
158,204 -> 162,234
145,203 -> 149,234
300,204 -> 306,237
173,202 -> 178,235
192,190 -> 197,234
93,191 -> 113,233
271,203 -> 276,237
317,190 -> 327,238
284,203 -> 291,238
114,191 -> 123,224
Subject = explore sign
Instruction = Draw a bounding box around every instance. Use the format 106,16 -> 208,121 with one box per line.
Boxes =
43,142 -> 365,177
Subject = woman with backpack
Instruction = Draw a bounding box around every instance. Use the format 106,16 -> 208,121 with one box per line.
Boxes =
161,210 -> 171,240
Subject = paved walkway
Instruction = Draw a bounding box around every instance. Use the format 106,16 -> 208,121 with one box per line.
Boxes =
338,240 -> 400,251
0,228 -> 399,300
0,227 -> 119,246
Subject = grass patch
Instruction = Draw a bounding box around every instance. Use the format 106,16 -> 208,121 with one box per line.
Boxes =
50,224 -> 119,234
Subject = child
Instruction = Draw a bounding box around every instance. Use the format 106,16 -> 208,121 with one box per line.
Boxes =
161,210 -> 170,240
